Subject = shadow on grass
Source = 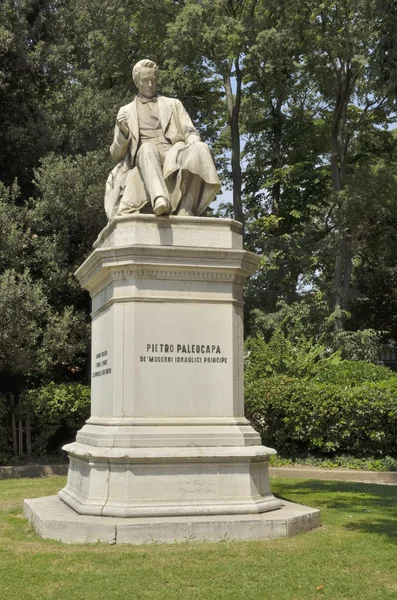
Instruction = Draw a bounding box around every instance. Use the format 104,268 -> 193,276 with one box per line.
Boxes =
343,519 -> 397,542
275,479 -> 397,543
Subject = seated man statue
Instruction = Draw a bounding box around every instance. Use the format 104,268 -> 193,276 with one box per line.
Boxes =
105,59 -> 220,220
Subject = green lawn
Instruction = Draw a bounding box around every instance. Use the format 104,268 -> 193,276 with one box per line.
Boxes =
0,476 -> 396,600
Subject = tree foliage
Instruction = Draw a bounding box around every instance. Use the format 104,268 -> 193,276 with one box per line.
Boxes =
0,0 -> 397,401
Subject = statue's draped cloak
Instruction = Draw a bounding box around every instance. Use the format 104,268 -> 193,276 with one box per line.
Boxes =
105,96 -> 220,219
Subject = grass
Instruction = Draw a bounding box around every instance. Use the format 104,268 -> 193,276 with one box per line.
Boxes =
0,476 -> 396,600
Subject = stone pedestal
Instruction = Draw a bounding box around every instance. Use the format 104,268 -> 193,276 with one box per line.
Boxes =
25,215 -> 320,542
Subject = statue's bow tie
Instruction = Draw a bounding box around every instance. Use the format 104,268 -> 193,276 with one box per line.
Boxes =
138,95 -> 158,103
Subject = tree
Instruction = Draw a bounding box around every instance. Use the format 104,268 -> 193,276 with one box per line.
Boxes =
2,0 -> 397,391
241,0 -> 397,340
0,182 -> 90,384
301,0 -> 397,329
164,0 -> 265,226
0,0 -> 69,195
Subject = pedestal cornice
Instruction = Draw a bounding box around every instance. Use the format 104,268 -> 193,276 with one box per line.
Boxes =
75,245 -> 260,297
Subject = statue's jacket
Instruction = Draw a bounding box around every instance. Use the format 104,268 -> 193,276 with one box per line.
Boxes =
105,96 -> 220,220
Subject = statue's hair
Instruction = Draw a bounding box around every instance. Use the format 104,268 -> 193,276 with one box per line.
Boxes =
132,59 -> 159,85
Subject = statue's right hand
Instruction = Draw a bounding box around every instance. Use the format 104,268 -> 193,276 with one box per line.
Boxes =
116,109 -> 129,137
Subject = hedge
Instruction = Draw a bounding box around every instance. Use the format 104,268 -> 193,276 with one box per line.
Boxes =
313,360 -> 397,385
245,375 -> 397,458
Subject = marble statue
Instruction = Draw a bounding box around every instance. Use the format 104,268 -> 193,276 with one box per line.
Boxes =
105,59 -> 220,220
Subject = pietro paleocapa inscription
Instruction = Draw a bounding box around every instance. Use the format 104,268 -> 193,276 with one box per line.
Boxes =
105,59 -> 220,220
140,343 -> 228,364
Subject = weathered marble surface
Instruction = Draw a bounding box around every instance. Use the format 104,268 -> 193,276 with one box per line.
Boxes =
25,495 -> 321,544
58,216 -> 282,519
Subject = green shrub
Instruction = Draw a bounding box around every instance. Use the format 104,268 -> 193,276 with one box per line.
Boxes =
244,331 -> 397,458
333,329 -> 383,362
21,382 -> 90,455
245,376 -> 397,458
269,454 -> 397,471
245,331 -> 341,382
313,360 -> 396,385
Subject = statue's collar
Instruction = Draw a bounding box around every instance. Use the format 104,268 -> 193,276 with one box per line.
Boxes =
137,93 -> 158,103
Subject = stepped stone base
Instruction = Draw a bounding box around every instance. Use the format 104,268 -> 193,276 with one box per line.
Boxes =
24,495 -> 320,545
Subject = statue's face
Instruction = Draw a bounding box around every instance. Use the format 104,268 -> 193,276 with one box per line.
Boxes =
137,67 -> 157,98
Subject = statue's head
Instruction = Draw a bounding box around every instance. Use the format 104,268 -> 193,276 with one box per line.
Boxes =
132,59 -> 159,98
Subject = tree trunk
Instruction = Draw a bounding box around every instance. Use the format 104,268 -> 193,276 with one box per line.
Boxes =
11,394 -> 17,456
18,393 -> 23,456
26,416 -> 32,457
331,70 -> 352,330
270,98 -> 283,217
223,61 -> 244,231
341,233 -> 353,311
333,232 -> 353,331
333,234 -> 346,331
231,116 -> 243,226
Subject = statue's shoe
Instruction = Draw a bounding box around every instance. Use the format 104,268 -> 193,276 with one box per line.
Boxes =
154,197 -> 170,216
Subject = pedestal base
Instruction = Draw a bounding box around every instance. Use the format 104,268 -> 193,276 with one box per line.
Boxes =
24,495 -> 321,544
58,443 -> 282,518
